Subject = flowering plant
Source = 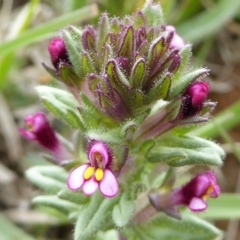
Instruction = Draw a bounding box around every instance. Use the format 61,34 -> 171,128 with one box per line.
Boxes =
21,2 -> 225,240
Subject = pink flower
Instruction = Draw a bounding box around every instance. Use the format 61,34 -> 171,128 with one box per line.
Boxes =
181,81 -> 210,118
19,112 -> 70,161
149,171 -> 220,218
48,37 -> 70,70
67,141 -> 118,197
165,25 -> 185,49
173,171 -> 220,212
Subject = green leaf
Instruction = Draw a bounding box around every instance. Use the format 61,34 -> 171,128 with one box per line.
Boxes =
82,52 -> 96,76
168,68 -> 208,100
106,60 -> 130,89
74,193 -> 118,240
177,0 -> 240,43
172,44 -> 192,82
121,120 -> 138,141
125,214 -> 221,240
60,64 -> 81,87
0,214 -> 35,240
112,193 -> 135,227
130,58 -> 146,88
36,86 -> 84,129
62,29 -> 83,76
147,34 -> 169,68
58,188 -> 89,205
95,230 -> 119,240
142,2 -> 164,27
0,4 -> 99,56
25,166 -> 67,194
33,195 -> 80,216
147,135 -> 225,166
200,193 -> 240,219
42,62 -> 60,80
97,13 -> 110,53
118,26 -> 134,60
86,128 -> 122,145
147,74 -> 171,102
133,11 -> 147,29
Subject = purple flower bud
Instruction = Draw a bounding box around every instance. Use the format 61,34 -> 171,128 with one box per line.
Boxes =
165,25 -> 185,49
181,81 -> 210,118
67,141 -> 118,197
48,37 -> 70,70
19,112 -> 70,161
149,171 -> 220,218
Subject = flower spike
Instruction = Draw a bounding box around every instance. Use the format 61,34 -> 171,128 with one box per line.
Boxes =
67,141 -> 118,197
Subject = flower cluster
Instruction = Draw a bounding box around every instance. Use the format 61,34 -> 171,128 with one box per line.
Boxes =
20,3 -> 223,224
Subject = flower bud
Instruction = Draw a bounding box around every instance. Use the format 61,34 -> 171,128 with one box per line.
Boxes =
19,112 -> 70,161
181,81 -> 210,118
165,25 -> 185,49
48,37 -> 70,70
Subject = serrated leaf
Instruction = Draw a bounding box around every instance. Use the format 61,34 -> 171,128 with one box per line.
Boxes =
125,214 -> 221,240
25,166 -> 67,194
168,68 -> 208,100
112,193 -> 135,227
36,86 -> 83,129
33,195 -> 80,216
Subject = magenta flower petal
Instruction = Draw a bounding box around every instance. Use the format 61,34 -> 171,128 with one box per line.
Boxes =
82,178 -> 98,196
67,164 -> 89,190
99,169 -> 118,197
210,184 -> 221,198
19,128 -> 36,140
189,197 -> 208,212
194,175 -> 210,197
88,141 -> 111,168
